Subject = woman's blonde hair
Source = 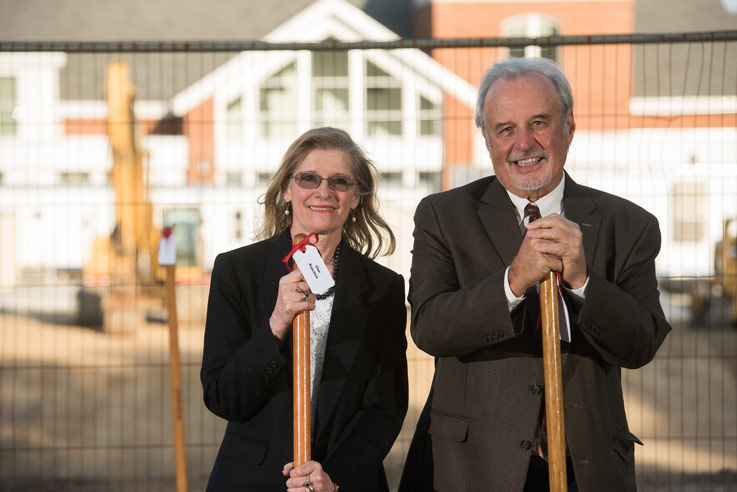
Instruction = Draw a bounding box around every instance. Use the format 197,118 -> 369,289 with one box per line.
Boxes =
257,127 -> 395,258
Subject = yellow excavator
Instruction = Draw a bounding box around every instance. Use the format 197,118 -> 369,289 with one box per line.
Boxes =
716,218 -> 737,326
80,60 -> 167,332
666,217 -> 737,327
84,60 -> 164,288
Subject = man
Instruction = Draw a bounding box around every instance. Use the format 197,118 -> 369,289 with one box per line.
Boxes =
399,58 -> 671,492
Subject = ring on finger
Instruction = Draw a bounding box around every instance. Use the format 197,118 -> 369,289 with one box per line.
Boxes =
294,284 -> 300,292
300,291 -> 308,302
304,480 -> 315,492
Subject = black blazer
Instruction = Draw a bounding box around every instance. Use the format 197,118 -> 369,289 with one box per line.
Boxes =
201,231 -> 408,491
399,174 -> 671,492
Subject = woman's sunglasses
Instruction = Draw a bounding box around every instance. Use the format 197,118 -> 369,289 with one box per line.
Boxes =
290,172 -> 358,192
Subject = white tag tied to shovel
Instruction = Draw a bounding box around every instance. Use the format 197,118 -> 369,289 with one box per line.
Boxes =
558,291 -> 572,343
536,278 -> 573,343
292,244 -> 335,295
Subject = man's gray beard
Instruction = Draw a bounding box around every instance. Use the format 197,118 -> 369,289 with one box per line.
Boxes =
514,170 -> 553,192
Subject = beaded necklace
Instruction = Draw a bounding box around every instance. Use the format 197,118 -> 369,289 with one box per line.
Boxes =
315,242 -> 341,300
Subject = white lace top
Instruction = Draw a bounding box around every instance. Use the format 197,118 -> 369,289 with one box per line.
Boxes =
309,295 -> 334,421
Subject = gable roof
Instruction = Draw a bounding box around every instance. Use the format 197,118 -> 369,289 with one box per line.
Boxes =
170,0 -> 476,116
0,0 -> 413,42
3,0 -> 417,103
0,0 -> 414,101
39,0 -> 475,117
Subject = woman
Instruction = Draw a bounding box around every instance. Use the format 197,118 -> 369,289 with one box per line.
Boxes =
201,127 -> 408,492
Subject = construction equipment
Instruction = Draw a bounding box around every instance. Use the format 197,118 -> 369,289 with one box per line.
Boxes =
84,59 -> 164,287
80,60 -> 165,331
660,217 -> 737,327
715,218 -> 737,325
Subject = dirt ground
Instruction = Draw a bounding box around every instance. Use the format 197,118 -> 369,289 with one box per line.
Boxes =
1,286 -> 736,491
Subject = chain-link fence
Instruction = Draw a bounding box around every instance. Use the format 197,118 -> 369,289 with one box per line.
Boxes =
1,32 -> 736,490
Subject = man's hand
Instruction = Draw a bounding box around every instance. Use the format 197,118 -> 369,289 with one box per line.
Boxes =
508,214 -> 587,296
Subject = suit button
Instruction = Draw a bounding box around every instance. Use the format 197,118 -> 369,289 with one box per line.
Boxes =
531,384 -> 543,396
520,440 -> 532,451
587,320 -> 603,335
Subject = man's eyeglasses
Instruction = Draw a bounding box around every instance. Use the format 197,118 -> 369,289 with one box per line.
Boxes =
290,173 -> 359,192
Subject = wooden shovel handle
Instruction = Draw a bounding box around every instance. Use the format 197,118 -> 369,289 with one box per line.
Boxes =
292,234 -> 311,466
540,271 -> 567,492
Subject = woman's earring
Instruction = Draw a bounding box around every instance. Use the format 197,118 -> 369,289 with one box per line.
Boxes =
351,211 -> 356,222
285,204 -> 290,216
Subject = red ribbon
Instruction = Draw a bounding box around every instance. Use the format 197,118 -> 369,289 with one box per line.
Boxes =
281,232 -> 319,271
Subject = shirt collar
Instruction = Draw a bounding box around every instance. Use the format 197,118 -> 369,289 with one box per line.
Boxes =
506,175 -> 566,224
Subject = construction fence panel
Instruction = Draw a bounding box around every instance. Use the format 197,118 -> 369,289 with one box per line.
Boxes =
0,33 -> 736,490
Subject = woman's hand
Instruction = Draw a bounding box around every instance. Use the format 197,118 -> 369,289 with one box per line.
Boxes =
283,461 -> 336,492
269,270 -> 315,342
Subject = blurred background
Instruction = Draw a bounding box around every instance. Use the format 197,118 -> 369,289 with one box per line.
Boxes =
1,0 -> 736,490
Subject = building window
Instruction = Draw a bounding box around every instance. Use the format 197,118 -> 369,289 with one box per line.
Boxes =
365,61 -> 402,136
163,208 -> 200,267
58,172 -> 90,185
312,51 -> 350,128
418,171 -> 441,191
259,62 -> 297,137
501,14 -> 560,62
234,210 -> 242,241
197,156 -> 210,177
226,97 -> 243,139
419,95 -> 442,136
256,172 -> 273,187
1,77 -> 17,135
380,171 -> 402,186
225,172 -> 242,186
672,181 -> 707,242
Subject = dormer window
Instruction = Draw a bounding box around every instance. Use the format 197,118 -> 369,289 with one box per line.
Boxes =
255,49 -> 439,140
226,97 -> 242,139
419,95 -> 442,136
259,62 -> 297,137
312,51 -> 350,128
365,61 -> 402,136
501,14 -> 560,62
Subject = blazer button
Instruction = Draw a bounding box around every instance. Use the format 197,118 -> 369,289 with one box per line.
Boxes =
520,440 -> 532,451
531,384 -> 543,396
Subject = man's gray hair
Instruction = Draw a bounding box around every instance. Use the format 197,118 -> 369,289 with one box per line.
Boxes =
474,58 -> 574,138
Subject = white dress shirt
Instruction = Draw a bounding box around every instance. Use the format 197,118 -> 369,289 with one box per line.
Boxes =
503,176 -> 589,314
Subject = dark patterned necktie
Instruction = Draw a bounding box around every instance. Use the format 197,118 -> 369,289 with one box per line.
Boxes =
523,203 -> 541,234
524,202 -> 541,223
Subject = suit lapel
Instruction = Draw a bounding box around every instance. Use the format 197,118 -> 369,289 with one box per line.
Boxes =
263,230 -> 292,289
560,174 -> 601,368
263,230 -> 296,356
315,244 -> 369,440
562,174 -> 601,272
478,178 -> 524,266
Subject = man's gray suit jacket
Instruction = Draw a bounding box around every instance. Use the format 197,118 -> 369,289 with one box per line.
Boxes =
400,173 -> 671,492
